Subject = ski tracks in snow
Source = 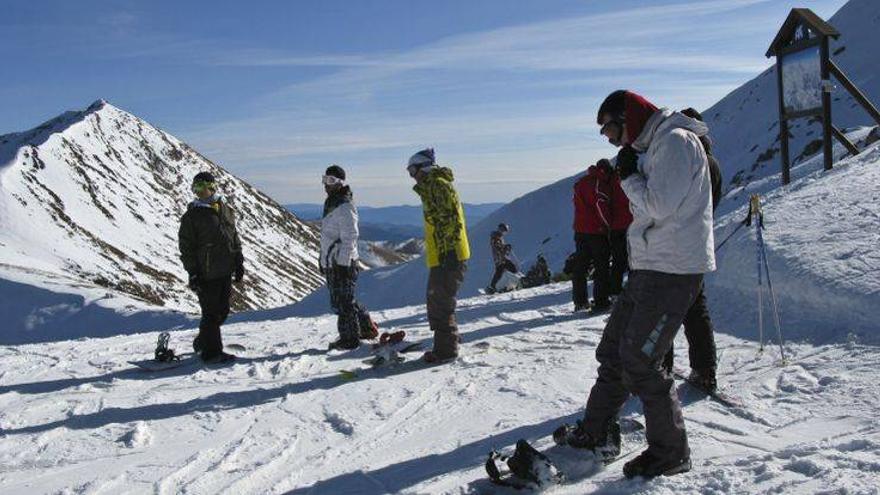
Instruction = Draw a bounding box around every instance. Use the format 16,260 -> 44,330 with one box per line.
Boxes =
0,284 -> 879,493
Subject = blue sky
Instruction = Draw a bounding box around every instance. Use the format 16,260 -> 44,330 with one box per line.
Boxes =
0,0 -> 847,206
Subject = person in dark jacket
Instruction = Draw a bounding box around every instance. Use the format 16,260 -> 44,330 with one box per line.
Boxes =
661,107 -> 723,391
572,161 -> 613,314
607,162 -> 633,296
486,223 -> 516,294
178,171 -> 244,364
320,165 -> 379,351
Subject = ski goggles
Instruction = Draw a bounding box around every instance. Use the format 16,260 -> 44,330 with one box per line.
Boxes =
191,180 -> 215,194
322,175 -> 344,186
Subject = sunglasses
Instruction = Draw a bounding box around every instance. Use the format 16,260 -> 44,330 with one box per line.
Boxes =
191,181 -> 215,194
322,175 -> 344,186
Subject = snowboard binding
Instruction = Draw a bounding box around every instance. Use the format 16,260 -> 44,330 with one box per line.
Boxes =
154,332 -> 179,362
485,439 -> 564,488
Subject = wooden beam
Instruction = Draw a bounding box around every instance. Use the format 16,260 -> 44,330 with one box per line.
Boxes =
775,61 -> 791,184
831,125 -> 860,157
830,60 -> 880,126
820,37 -> 833,171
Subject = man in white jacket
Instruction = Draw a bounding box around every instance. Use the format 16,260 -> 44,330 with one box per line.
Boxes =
320,165 -> 378,350
554,90 -> 715,479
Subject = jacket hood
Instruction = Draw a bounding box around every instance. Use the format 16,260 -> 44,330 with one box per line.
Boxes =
430,166 -> 455,182
624,92 -> 659,146
631,109 -> 709,153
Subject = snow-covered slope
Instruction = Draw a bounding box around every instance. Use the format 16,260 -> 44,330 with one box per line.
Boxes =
1,283 -> 879,494
0,101 -> 323,341
704,0 -> 880,207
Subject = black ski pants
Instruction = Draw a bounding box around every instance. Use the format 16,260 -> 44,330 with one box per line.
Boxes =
327,265 -> 372,342
662,282 -> 718,372
197,276 -> 232,358
583,270 -> 702,464
489,260 -> 517,290
571,233 -> 611,307
609,229 -> 629,296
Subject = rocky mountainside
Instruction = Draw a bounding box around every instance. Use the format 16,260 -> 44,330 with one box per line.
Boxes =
0,100 -> 323,319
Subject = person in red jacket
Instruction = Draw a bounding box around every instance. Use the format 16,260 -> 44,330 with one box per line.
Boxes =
571,161 -> 613,313
606,159 -> 633,296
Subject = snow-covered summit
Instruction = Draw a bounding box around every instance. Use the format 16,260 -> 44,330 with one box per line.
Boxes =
0,100 -> 323,342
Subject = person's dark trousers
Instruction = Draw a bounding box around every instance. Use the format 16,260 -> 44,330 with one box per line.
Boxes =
586,234 -> 612,307
489,259 -> 517,290
427,258 -> 467,358
327,264 -> 369,342
582,270 -> 702,464
662,282 -> 717,373
197,276 -> 232,358
571,234 -> 592,307
609,229 -> 629,296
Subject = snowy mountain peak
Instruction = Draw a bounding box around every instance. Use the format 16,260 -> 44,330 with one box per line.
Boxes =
0,101 -> 324,340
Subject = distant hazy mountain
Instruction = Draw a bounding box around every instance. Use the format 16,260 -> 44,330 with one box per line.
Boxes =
286,203 -> 504,227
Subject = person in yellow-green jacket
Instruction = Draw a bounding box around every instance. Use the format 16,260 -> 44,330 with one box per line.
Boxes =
406,148 -> 470,363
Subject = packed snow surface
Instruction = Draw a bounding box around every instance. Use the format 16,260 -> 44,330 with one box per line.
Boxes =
1,283 -> 879,494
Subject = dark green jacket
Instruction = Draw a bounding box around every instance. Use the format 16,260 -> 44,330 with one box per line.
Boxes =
178,197 -> 243,280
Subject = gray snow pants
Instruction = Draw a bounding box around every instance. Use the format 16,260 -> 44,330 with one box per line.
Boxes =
583,269 -> 703,463
427,260 -> 467,358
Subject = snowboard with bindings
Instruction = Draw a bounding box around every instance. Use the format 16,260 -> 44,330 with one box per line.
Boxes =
484,417 -> 645,489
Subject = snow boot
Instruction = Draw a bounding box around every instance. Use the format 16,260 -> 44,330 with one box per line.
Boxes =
360,318 -> 379,340
588,300 -> 612,315
623,450 -> 691,479
328,337 -> 360,351
552,418 -> 621,460
689,367 -> 717,393
422,350 -> 457,364
202,351 -> 236,365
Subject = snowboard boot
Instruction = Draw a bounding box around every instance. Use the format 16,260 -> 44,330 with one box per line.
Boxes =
484,286 -> 496,295
552,418 -> 621,460
360,318 -> 379,340
202,351 -> 236,365
573,302 -> 590,313
328,337 -> 360,351
588,300 -> 612,315
689,367 -> 718,393
422,350 -> 457,364
192,335 -> 202,354
623,450 -> 691,479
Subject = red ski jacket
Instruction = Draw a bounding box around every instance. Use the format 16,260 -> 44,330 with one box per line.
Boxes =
573,165 -> 612,235
609,170 -> 633,231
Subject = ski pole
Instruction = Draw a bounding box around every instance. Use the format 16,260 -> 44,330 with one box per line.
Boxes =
758,226 -> 787,364
751,195 -> 764,353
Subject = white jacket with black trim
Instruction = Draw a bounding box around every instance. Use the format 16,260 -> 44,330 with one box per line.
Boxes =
320,192 -> 359,268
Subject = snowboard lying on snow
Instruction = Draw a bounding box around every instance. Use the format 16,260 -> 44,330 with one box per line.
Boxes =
128,339 -> 246,372
484,417 -> 645,489
672,366 -> 744,409
338,331 -> 426,379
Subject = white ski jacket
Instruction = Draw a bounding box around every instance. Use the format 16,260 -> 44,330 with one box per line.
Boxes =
320,191 -> 359,268
621,109 -> 716,275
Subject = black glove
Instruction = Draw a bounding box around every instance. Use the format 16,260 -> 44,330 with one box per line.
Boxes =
234,264 -> 245,283
187,273 -> 201,293
440,251 -> 460,271
616,146 -> 639,180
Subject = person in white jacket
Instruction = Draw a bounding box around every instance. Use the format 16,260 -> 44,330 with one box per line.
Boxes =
553,90 -> 715,480
320,165 -> 378,350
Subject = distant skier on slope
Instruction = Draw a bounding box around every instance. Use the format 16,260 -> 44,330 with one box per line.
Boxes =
521,254 -> 552,289
486,223 -> 518,294
320,165 -> 379,351
554,90 -> 715,479
407,148 -> 470,363
178,171 -> 244,364
571,160 -> 613,314
661,107 -> 724,392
